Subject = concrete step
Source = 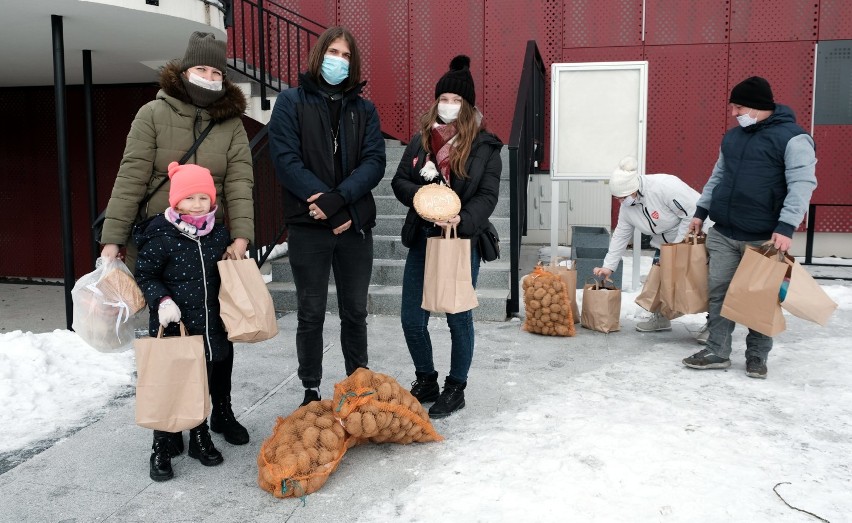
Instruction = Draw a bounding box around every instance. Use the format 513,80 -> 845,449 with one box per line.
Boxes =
373,215 -> 510,238
271,257 -> 511,287
268,282 -> 508,321
371,234 -> 511,261
374,194 -> 511,216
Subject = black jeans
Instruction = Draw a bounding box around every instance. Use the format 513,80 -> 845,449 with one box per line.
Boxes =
287,224 -> 373,388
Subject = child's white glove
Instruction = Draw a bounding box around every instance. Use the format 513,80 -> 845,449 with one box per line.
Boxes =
158,298 -> 181,327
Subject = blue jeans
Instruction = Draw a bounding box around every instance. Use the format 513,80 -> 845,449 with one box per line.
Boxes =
705,227 -> 773,362
287,224 -> 373,388
401,226 -> 481,384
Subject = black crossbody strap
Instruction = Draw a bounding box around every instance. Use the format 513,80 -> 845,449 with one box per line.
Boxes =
139,120 -> 216,207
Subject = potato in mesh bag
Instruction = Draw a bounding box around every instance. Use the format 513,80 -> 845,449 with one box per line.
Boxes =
522,265 -> 576,336
333,368 -> 443,444
257,399 -> 357,498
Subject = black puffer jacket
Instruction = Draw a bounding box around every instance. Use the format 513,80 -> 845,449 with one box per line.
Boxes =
133,215 -> 231,361
392,130 -> 503,246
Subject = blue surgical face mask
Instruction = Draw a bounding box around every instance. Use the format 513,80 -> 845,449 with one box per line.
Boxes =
321,55 -> 349,86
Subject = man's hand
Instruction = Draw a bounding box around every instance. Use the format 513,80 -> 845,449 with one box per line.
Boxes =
307,193 -> 327,220
772,232 -> 792,252
333,220 -> 352,235
592,267 -> 613,278
688,218 -> 704,236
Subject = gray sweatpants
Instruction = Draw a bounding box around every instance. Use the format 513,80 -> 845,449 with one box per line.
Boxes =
705,227 -> 774,362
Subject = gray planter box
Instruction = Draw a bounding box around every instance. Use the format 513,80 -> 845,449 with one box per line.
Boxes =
570,226 -> 622,288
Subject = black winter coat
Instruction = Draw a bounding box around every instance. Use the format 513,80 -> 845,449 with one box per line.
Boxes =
268,73 -> 386,233
133,215 -> 231,361
392,130 -> 503,246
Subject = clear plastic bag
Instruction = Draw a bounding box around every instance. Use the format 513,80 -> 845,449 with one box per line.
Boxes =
72,258 -> 146,352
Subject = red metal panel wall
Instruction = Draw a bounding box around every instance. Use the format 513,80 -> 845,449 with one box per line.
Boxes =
484,0 -> 563,146
810,126 -> 852,212
339,0 -> 409,140
644,0 -> 730,45
729,0 -> 819,43
644,44 -> 729,189
563,0 -> 644,48
407,1 -> 484,139
818,0 -> 852,40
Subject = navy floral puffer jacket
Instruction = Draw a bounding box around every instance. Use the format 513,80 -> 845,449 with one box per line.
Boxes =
133,214 -> 231,361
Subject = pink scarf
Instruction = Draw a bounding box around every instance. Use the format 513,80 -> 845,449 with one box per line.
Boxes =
165,206 -> 217,237
430,122 -> 458,185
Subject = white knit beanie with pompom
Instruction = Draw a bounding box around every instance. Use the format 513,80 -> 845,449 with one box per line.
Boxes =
609,156 -> 640,197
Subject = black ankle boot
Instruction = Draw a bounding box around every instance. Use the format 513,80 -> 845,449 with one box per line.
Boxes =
150,433 -> 174,482
162,431 -> 184,457
300,387 -> 320,407
410,371 -> 440,403
188,420 -> 223,466
210,396 -> 249,445
429,377 -> 466,419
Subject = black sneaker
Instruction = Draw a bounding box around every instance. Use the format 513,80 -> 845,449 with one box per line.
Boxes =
683,348 -> 731,370
745,356 -> 767,379
300,388 -> 320,407
429,378 -> 466,419
410,371 -> 440,403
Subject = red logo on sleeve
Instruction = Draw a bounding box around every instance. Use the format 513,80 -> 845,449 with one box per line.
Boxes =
651,210 -> 660,220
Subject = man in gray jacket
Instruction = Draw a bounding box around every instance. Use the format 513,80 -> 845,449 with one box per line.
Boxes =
682,77 -> 817,379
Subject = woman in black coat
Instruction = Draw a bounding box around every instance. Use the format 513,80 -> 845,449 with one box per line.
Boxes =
392,56 -> 502,419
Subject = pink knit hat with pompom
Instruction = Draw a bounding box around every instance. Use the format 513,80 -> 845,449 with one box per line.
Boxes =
167,162 -> 216,207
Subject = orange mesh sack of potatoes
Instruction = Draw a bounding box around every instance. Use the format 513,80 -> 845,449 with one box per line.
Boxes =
333,368 -> 443,444
257,399 -> 357,498
522,265 -> 576,336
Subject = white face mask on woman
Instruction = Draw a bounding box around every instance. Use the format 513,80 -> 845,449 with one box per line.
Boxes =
437,102 -> 461,123
187,72 -> 222,91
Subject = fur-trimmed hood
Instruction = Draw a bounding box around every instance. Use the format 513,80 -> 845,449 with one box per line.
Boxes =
158,60 -> 246,121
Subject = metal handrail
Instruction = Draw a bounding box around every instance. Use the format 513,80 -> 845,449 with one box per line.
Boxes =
246,125 -> 289,268
227,0 -> 324,109
506,41 -> 545,315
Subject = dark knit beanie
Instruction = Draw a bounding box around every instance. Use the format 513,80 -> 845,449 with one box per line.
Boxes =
729,76 -> 775,110
181,32 -> 227,73
434,55 -> 475,106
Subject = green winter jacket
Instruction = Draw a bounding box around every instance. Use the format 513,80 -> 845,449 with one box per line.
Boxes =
100,60 -> 254,246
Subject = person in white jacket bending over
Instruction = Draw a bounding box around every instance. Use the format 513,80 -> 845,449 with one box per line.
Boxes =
593,157 -> 710,339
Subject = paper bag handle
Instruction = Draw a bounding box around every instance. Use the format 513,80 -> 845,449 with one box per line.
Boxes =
440,224 -> 459,239
156,321 -> 189,338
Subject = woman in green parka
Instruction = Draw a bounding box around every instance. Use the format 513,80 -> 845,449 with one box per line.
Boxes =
99,32 -> 254,459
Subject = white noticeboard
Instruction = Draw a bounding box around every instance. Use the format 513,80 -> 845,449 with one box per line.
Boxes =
549,61 -> 648,290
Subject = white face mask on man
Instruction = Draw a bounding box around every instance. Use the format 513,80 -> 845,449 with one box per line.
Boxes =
736,109 -> 758,128
437,102 -> 461,123
622,195 -> 637,206
187,72 -> 223,91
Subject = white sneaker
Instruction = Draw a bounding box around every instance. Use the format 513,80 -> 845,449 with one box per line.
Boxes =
636,312 -> 672,332
695,322 -> 709,345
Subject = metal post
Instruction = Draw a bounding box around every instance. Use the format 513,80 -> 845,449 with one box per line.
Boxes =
83,50 -> 99,266
257,0 -> 270,110
508,147 -> 520,315
804,204 -> 816,264
52,15 -> 75,330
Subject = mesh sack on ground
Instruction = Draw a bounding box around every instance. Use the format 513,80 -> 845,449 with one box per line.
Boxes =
257,399 -> 357,498
333,368 -> 443,444
522,265 -> 576,336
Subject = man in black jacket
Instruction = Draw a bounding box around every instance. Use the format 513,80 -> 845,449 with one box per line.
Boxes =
268,27 -> 386,407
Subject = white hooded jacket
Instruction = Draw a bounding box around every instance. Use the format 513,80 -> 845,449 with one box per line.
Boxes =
601,173 -> 710,272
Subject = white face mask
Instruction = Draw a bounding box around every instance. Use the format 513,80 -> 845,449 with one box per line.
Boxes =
622,195 -> 637,206
187,72 -> 223,91
736,110 -> 757,128
437,102 -> 461,123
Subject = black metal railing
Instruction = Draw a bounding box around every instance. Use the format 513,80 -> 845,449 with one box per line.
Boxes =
506,41 -> 545,315
228,0 -> 324,110
246,125 -> 288,267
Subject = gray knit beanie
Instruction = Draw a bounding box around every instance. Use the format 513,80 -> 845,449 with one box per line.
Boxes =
181,32 -> 227,73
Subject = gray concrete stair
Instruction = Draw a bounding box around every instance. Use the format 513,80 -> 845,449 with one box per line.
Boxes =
267,145 -> 512,321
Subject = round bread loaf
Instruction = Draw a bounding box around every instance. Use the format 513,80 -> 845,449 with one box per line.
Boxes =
413,183 -> 461,222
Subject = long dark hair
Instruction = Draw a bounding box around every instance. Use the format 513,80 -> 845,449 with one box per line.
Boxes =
306,26 -> 361,90
419,99 -> 481,178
